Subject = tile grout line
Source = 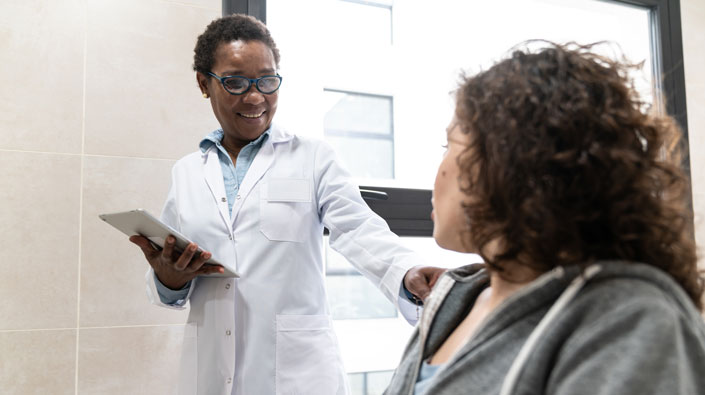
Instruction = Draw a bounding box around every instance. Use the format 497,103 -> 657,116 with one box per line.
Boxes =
75,3 -> 88,394
0,148 -> 179,162
0,149 -> 83,156
0,323 -> 188,334
0,327 -> 77,334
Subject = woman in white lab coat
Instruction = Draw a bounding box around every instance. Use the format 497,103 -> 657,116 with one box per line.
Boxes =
129,14 -> 444,395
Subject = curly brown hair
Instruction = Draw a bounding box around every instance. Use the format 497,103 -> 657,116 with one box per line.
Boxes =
454,42 -> 703,310
193,14 -> 280,74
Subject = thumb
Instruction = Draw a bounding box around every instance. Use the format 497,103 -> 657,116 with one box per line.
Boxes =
415,279 -> 432,300
426,268 -> 447,288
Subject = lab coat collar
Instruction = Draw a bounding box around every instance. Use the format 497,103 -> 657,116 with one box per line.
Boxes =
229,132 -> 277,226
199,123 -> 292,159
200,122 -> 292,228
267,123 -> 294,144
202,148 -> 231,228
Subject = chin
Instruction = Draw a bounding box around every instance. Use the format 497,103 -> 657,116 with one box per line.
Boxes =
434,231 -> 470,253
433,231 -> 455,251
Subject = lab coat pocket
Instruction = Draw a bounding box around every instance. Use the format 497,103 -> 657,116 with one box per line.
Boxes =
275,314 -> 345,395
260,179 -> 311,242
177,322 -> 198,395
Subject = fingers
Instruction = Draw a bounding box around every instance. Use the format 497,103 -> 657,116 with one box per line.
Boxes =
425,267 -> 447,289
414,280 -> 432,301
189,250 -> 213,272
175,244 -> 193,270
417,267 -> 447,299
195,263 -> 225,276
161,235 -> 177,263
169,239 -> 214,274
129,235 -> 159,260
405,266 -> 448,301
137,234 -> 218,279
404,267 -> 431,301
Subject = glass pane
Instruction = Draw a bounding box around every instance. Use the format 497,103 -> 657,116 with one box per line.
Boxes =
347,372 -> 365,394
325,235 -> 482,389
269,0 -> 653,190
322,0 -> 392,47
326,275 -> 397,320
345,370 -> 396,395
324,90 -> 392,135
323,90 -> 394,178
325,135 -> 394,179
366,370 -> 395,395
326,240 -> 398,320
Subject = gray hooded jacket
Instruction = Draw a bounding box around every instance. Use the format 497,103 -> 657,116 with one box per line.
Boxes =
384,262 -> 705,395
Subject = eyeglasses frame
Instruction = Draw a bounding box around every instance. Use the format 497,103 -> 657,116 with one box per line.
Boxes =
206,71 -> 283,95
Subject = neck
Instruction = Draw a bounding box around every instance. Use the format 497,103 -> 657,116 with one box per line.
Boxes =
478,239 -> 541,309
221,135 -> 249,159
484,262 -> 541,311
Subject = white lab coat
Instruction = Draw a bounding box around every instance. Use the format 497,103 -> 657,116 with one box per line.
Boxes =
145,124 -> 425,395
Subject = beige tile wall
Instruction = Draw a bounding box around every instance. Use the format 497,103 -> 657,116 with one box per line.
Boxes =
1,0 -> 704,393
682,0 -> 705,268
0,0 -> 220,393
0,1 -> 85,154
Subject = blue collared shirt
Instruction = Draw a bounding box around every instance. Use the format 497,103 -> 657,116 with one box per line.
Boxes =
199,128 -> 270,217
155,128 -> 269,304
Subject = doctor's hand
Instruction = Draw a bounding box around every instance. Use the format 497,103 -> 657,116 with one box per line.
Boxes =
129,235 -> 224,290
403,266 -> 447,302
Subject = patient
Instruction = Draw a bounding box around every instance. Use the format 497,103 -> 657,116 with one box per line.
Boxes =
384,42 -> 705,395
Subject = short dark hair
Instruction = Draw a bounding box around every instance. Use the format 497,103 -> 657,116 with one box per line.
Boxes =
193,14 -> 281,74
454,42 -> 703,310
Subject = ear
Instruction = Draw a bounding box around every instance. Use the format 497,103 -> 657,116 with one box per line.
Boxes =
196,72 -> 210,97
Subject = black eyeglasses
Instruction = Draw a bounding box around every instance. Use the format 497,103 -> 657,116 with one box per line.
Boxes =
207,72 -> 282,95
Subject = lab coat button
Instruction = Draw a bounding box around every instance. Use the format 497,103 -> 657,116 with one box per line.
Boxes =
229,235 -> 233,240
226,330 -> 231,336
227,377 -> 232,384
236,194 -> 241,200
225,283 -> 231,289
221,197 -> 226,202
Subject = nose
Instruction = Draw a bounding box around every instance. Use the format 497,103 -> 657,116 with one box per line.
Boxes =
242,87 -> 265,105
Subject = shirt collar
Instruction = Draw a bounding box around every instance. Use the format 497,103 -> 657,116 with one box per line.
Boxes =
199,128 -> 271,153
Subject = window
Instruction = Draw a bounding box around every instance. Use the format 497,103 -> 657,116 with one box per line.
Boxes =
323,0 -> 393,46
325,241 -> 397,320
348,370 -> 395,395
324,90 -> 394,179
227,0 -> 691,393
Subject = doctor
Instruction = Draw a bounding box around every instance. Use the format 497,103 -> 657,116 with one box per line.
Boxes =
129,14 -> 444,395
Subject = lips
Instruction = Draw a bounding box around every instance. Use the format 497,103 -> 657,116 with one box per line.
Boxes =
238,110 -> 265,118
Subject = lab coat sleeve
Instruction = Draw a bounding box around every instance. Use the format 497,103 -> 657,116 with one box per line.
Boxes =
144,164 -> 197,310
314,141 -> 426,324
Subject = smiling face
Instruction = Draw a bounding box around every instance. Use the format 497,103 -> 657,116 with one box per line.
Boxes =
197,40 -> 278,150
432,120 -> 473,252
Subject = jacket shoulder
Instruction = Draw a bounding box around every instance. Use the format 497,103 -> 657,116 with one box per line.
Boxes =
557,268 -> 705,354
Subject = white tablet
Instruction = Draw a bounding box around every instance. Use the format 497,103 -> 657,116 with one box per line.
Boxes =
99,208 -> 239,278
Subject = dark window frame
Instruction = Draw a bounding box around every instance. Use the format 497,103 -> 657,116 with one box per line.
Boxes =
223,0 -> 266,23
611,0 -> 690,176
223,0 -> 691,237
